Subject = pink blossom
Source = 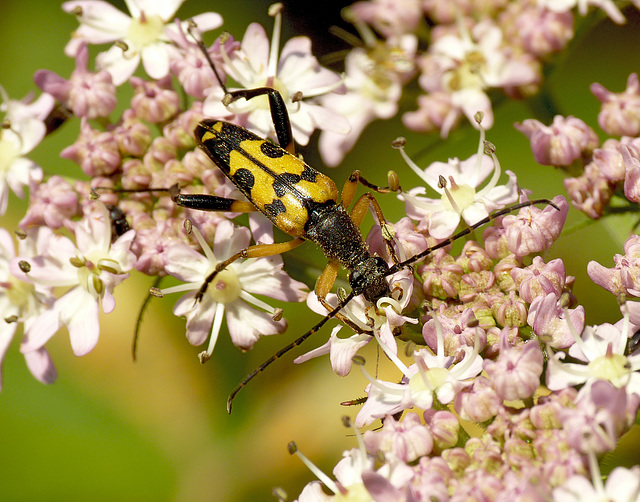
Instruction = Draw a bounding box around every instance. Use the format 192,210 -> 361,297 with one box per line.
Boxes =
398,130 -> 519,239
622,146 -> 640,203
168,24 -> 238,100
61,118 -> 121,176
559,381 -> 638,455
19,176 -> 79,231
0,89 -> 51,215
363,413 -> 433,462
454,376 -> 501,422
423,307 -> 486,358
484,341 -> 544,400
160,220 -> 307,358
500,195 -> 568,258
512,256 -> 568,303
515,115 -> 599,166
563,162 -> 613,218
319,35 -> 415,166
0,228 -> 57,389
34,42 -> 116,119
348,0 -> 422,37
587,234 -> 640,298
204,18 -> 347,148
592,73 -> 640,136
129,75 -> 180,123
527,292 -> 584,349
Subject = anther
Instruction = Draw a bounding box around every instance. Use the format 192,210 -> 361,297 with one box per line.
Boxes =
391,137 -> 406,149
149,287 -> 163,298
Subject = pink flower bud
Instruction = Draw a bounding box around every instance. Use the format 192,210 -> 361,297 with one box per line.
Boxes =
454,376 -> 500,422
592,73 -> 640,136
419,249 -> 464,299
363,413 -> 433,462
130,76 -> 180,124
19,175 -> 79,230
484,342 -> 543,400
502,196 -> 568,257
512,256 -> 567,303
61,119 -> 121,176
113,111 -> 152,157
515,116 -> 598,167
424,409 -> 460,450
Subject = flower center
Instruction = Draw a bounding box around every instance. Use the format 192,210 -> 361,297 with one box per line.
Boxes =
441,180 -> 477,214
446,50 -> 486,91
409,366 -> 448,394
250,77 -> 290,110
588,354 -> 629,383
127,13 -> 165,49
0,134 -> 19,173
206,268 -> 242,304
5,274 -> 34,310
333,483 -> 370,502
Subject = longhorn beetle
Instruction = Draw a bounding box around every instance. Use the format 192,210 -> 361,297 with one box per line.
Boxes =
141,26 -> 558,413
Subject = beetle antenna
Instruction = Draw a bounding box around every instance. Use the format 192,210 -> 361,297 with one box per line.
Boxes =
386,198 -> 560,276
227,291 -> 358,413
187,20 -> 228,94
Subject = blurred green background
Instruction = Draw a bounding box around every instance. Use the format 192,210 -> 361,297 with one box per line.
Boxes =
1,1 -> 640,501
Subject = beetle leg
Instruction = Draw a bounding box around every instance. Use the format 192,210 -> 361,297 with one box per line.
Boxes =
349,193 -> 401,266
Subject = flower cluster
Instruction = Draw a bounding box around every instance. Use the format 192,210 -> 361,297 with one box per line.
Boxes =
517,73 -> 640,221
2,0 -> 640,500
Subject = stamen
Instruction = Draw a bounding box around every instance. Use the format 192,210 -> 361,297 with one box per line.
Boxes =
587,450 -> 605,496
474,142 -> 502,200
453,328 -> 481,377
239,290 -> 277,315
189,221 -> 217,264
267,3 -> 283,77
356,355 -> 410,390
396,143 -> 432,186
563,305 -> 589,355
301,77 -> 346,98
288,441 -> 341,495
372,330 -> 410,375
441,179 -> 461,214
159,283 -> 202,295
199,302 -> 225,363
342,416 -> 367,458
218,38 -> 245,87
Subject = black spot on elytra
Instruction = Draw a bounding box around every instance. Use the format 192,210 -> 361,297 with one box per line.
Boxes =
300,166 -> 318,182
261,141 -> 286,158
264,199 -> 286,217
233,168 -> 255,190
272,173 -> 304,197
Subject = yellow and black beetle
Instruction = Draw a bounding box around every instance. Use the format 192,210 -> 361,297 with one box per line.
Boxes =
155,31 -> 556,413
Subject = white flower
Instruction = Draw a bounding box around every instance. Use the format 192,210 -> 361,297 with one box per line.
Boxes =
553,465 -> 640,502
398,127 -> 519,239
0,88 -> 53,215
160,220 -> 307,360
538,0 -> 625,24
417,21 -> 538,136
203,8 -> 347,147
295,268 -> 416,376
63,0 -> 223,85
318,34 -> 416,166
18,204 -> 136,356
546,314 -> 640,397
0,228 -> 57,388
355,317 -> 483,427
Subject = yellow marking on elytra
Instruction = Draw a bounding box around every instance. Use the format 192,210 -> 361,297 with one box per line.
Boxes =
239,139 -> 339,204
